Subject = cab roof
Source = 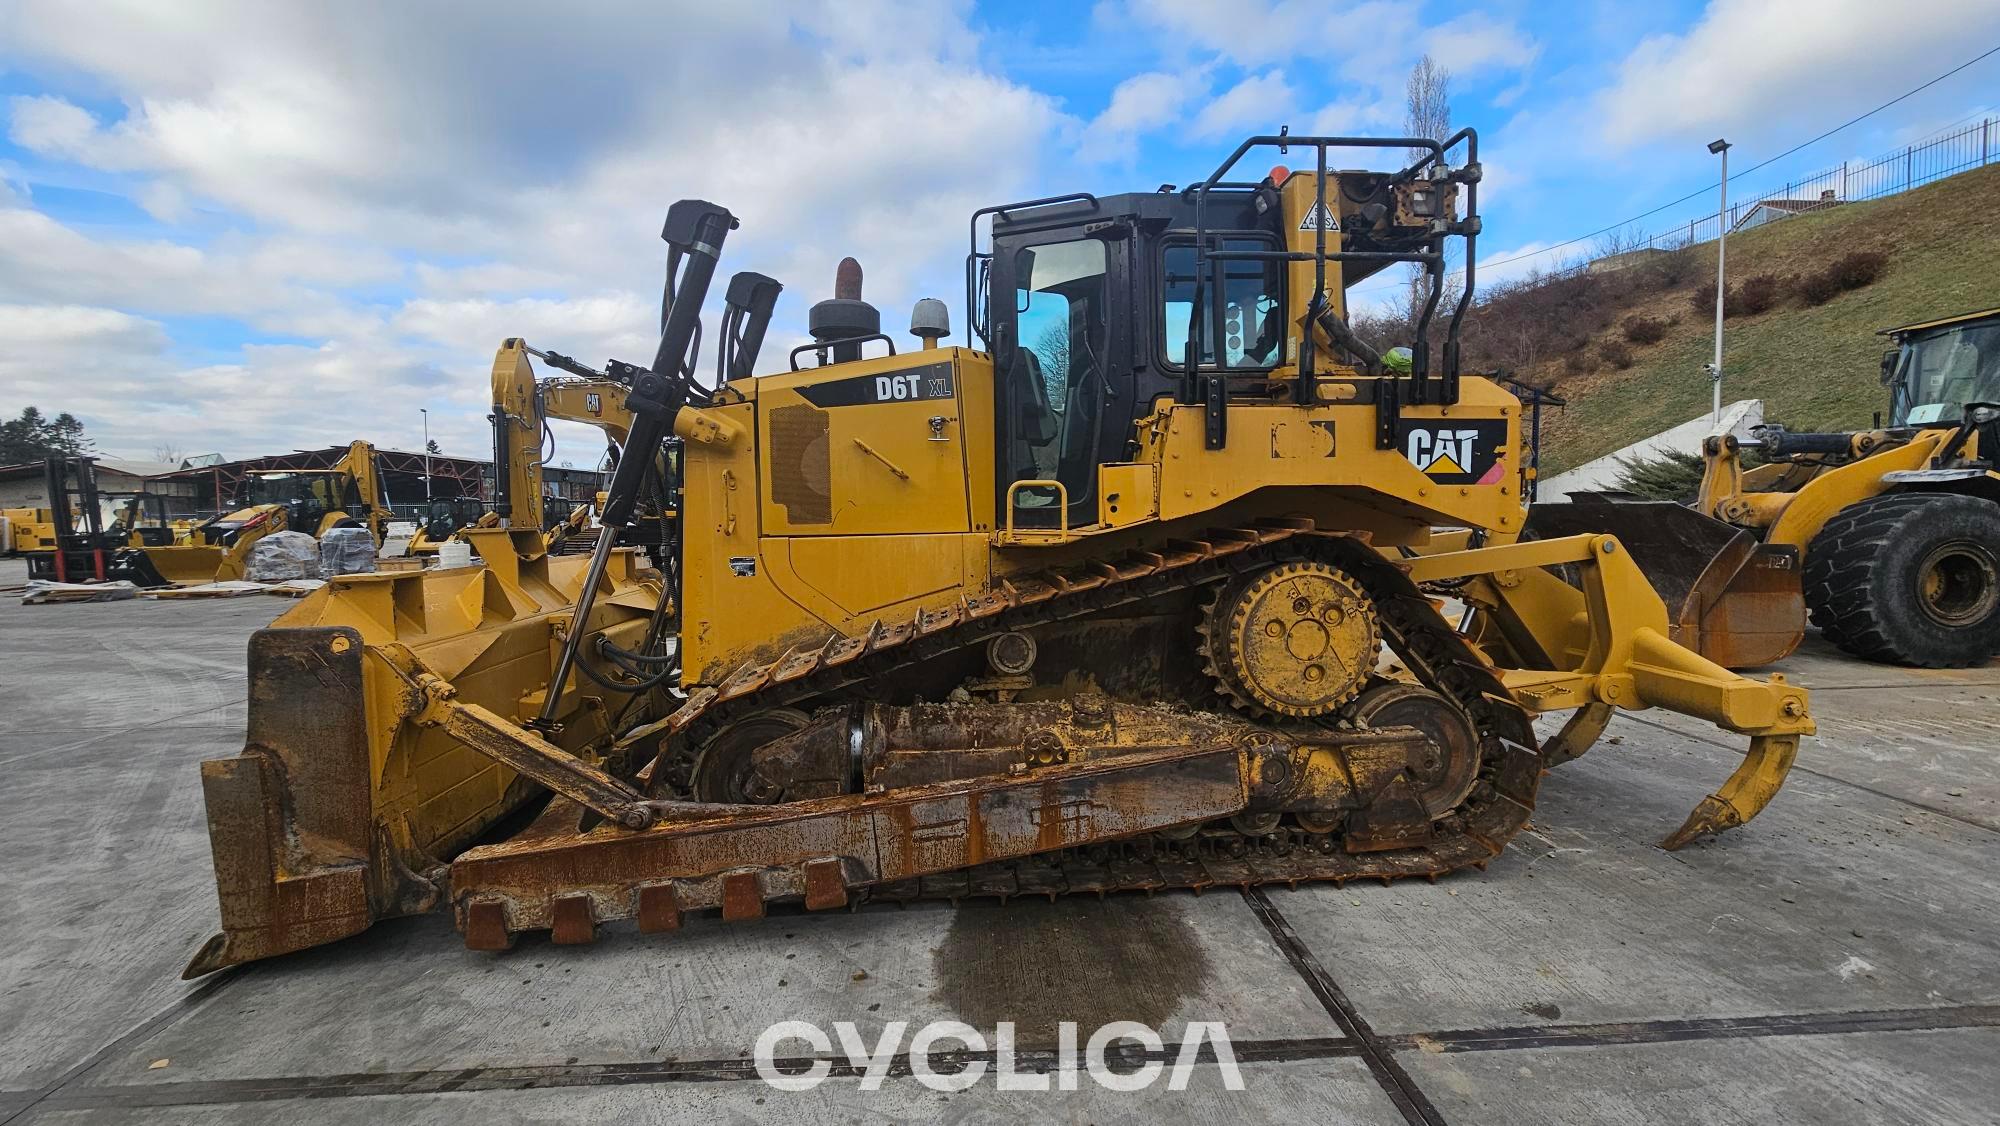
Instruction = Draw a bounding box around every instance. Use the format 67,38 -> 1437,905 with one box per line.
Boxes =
1878,307 -> 2000,337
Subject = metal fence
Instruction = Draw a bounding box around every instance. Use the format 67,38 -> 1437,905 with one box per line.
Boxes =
1620,117 -> 1997,256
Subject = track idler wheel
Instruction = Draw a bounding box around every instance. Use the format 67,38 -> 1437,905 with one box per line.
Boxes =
1200,561 -> 1380,717
690,709 -> 811,803
1342,680 -> 1481,817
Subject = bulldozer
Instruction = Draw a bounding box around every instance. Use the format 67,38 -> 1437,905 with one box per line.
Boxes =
127,440 -> 386,585
1538,307 -> 2000,669
186,130 -> 1814,976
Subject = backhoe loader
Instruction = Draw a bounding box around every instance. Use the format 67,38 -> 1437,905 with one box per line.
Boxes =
128,440 -> 386,585
494,336 -> 682,567
404,344 -> 657,561
186,131 -> 1813,975
1535,307 -> 2000,668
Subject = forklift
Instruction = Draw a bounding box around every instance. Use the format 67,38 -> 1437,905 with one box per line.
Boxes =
22,457 -> 166,585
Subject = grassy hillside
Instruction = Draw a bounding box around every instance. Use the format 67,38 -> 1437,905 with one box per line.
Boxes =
1531,163 -> 2000,475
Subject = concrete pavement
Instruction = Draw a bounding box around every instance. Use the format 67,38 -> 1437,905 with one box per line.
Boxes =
1,587 -> 1995,1124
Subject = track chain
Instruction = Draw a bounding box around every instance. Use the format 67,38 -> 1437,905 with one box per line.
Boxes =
638,523 -> 1542,900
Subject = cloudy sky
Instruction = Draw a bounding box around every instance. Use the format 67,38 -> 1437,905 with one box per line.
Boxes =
2,0 -> 1996,465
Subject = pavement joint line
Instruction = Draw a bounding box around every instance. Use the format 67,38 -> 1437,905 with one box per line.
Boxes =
0,966 -> 247,1126
1380,1003 -> 2000,1053
24,1040 -> 1365,1109
1617,713 -> 2000,838
1799,680 -> 2000,692
14,1003 -> 2000,1111
1241,886 -> 1448,1126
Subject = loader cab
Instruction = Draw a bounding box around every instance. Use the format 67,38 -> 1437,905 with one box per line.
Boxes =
422,496 -> 486,542
245,471 -> 364,535
984,190 -> 1285,528
102,492 -> 175,547
1884,309 -> 2000,429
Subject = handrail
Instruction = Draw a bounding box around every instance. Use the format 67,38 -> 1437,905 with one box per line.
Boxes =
1183,130 -> 1480,441
964,193 -> 1099,350
1001,479 -> 1070,542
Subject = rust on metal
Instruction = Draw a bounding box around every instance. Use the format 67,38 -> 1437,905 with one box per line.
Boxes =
182,627 -> 385,978
721,872 -> 766,921
550,894 -> 596,944
803,858 -> 849,910
636,884 -> 683,932
464,899 -> 513,951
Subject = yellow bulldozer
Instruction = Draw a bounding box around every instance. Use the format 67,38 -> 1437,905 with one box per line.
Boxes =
186,131 -> 1814,976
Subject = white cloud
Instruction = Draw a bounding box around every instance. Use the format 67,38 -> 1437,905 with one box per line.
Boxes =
1083,70 -> 1209,162
134,181 -> 188,223
1306,93 -> 1401,136
1425,13 -> 1540,77
1118,0 -> 1423,69
1190,71 -> 1295,140
6,94 -> 106,157
0,1 -> 1079,461
1597,0 -> 2000,147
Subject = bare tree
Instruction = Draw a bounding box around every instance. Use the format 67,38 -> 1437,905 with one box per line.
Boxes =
153,441 -> 184,466
1031,323 -> 1070,407
1404,55 -> 1452,166
1402,54 -> 1459,331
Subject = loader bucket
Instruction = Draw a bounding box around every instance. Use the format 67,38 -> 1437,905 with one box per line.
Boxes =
1523,492 -> 1804,669
138,544 -> 227,584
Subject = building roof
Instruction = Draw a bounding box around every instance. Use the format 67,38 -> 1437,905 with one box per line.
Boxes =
0,457 -> 180,480
96,458 -> 183,478
1729,193 -> 1843,231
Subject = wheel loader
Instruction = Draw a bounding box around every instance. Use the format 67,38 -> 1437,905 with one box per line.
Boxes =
185,130 -> 1813,976
1535,307 -> 2000,668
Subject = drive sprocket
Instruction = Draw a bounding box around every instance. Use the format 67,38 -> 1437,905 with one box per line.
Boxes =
1200,561 -> 1380,717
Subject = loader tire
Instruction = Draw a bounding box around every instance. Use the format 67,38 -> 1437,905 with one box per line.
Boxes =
1803,493 -> 2000,667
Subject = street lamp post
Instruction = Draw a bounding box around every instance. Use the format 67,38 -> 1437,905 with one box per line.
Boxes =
420,408 -> 431,501
1706,138 -> 1730,429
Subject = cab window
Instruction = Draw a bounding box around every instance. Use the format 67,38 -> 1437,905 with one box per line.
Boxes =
1896,322 -> 2000,426
1162,238 -> 1284,369
1007,238 -> 1110,516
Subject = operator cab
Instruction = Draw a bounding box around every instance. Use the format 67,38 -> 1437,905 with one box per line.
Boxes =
421,496 -> 485,541
102,492 -> 175,546
982,190 -> 1290,527
1884,308 -> 2000,429
973,138 -> 1475,529
245,471 -> 365,534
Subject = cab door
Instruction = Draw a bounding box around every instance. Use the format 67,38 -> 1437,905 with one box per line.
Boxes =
991,218 -> 1136,529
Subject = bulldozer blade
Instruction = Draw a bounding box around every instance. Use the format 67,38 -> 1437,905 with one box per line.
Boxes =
184,628 -> 433,978
1524,492 -> 1803,669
